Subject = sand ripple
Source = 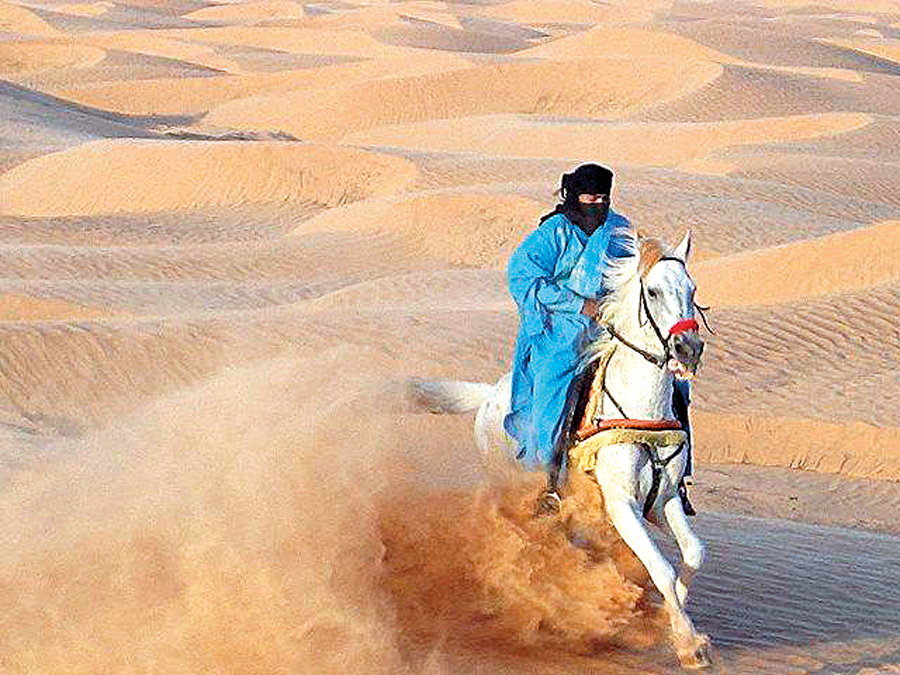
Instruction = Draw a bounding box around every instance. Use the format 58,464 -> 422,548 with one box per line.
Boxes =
4,1 -> 900,673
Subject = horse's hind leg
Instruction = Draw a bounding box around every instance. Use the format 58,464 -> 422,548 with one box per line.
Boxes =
604,494 -> 710,668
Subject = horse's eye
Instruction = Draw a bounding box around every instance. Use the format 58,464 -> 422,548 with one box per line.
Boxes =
647,288 -> 658,299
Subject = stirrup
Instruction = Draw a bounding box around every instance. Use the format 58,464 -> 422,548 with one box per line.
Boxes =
535,489 -> 562,516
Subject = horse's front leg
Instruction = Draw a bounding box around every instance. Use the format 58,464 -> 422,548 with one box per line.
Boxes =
659,496 -> 705,607
603,491 -> 710,669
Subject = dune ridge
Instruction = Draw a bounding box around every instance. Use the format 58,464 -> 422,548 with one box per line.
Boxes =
694,220 -> 900,307
205,57 -> 724,140
0,140 -> 419,217
347,112 -> 872,166
0,2 -> 62,37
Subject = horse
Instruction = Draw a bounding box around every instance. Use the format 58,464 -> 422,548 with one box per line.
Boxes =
411,229 -> 711,669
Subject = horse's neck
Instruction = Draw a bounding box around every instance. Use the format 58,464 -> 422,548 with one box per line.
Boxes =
602,303 -> 673,421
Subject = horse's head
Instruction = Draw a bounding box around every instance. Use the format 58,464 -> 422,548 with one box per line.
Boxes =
638,231 -> 704,379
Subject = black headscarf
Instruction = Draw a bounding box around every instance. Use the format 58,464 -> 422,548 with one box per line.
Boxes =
540,163 -> 614,224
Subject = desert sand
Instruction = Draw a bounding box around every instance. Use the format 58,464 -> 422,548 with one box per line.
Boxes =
2,0 -> 900,673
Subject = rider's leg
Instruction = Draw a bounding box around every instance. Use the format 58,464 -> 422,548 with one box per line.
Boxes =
672,380 -> 696,516
530,336 -> 583,513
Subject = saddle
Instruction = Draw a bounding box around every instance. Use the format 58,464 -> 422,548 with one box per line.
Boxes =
563,355 -> 686,474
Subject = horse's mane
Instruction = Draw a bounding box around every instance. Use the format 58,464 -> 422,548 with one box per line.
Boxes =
584,229 -> 670,366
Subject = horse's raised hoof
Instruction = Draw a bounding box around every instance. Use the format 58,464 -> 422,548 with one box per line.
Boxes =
677,634 -> 712,670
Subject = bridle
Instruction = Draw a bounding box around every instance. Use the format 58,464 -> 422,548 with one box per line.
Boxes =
602,256 -> 708,371
596,256 -> 710,420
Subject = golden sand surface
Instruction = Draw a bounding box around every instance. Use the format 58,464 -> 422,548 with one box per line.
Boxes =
2,1 -> 900,673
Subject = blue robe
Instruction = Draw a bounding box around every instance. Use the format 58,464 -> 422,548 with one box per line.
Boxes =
504,210 -> 630,469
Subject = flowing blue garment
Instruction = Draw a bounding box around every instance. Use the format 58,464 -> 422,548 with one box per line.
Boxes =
503,210 -> 630,469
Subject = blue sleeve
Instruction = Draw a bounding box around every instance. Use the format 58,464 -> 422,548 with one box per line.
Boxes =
566,212 -> 631,298
508,224 -> 585,337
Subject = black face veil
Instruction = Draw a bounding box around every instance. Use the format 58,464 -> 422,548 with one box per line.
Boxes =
540,163 -> 614,223
561,164 -> 614,208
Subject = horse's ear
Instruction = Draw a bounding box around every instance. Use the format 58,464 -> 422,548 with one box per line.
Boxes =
673,230 -> 692,263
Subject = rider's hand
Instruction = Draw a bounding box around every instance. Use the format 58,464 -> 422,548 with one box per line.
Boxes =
581,298 -> 598,319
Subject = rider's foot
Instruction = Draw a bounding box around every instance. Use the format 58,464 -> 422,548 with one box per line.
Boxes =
679,481 -> 697,517
535,489 -> 562,516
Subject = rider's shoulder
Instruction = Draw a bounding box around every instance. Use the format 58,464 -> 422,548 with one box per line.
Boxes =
540,211 -> 573,227
536,212 -> 577,238
606,209 -> 631,229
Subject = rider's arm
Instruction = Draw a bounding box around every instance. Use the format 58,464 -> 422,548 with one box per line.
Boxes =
507,224 -> 589,336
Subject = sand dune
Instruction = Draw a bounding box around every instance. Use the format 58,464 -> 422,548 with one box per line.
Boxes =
476,0 -> 653,25
0,292 -> 111,321
821,36 -> 900,66
636,64 -> 900,122
665,20 -> 900,75
755,0 -> 898,12
694,220 -> 900,307
0,42 -> 106,77
184,1 -> 305,25
290,191 -> 546,267
307,2 -> 465,31
0,140 -> 419,217
155,25 -> 413,59
206,58 -> 722,140
50,50 -> 471,116
70,32 -> 246,75
4,1 -> 900,673
694,411 -> 900,481
0,1 -> 61,37
520,26 -> 735,62
348,112 -> 871,166
0,79 -> 164,157
52,2 -> 114,17
303,269 -> 512,312
692,283 -> 900,431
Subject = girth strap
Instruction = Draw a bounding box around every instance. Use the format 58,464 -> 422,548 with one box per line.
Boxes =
568,425 -> 687,520
641,441 -> 685,518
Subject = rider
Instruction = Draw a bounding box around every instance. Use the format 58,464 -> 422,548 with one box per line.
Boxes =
504,164 -> 695,515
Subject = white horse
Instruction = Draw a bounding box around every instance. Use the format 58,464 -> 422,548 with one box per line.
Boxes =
412,229 -> 711,669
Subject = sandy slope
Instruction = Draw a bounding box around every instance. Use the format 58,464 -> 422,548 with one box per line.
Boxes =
184,0 -> 305,25
348,112 -> 871,166
0,2 -> 62,37
0,42 -> 106,77
289,191 -> 546,267
205,58 -> 723,139
3,1 -> 900,673
477,0 -> 654,24
0,292 -> 111,321
694,220 -> 900,307
0,140 -> 419,216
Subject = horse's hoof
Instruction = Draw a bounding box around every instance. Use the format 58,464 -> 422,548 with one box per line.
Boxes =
534,490 -> 561,517
678,635 -> 712,670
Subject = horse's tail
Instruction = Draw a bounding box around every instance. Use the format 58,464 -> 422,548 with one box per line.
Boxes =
407,378 -> 495,414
